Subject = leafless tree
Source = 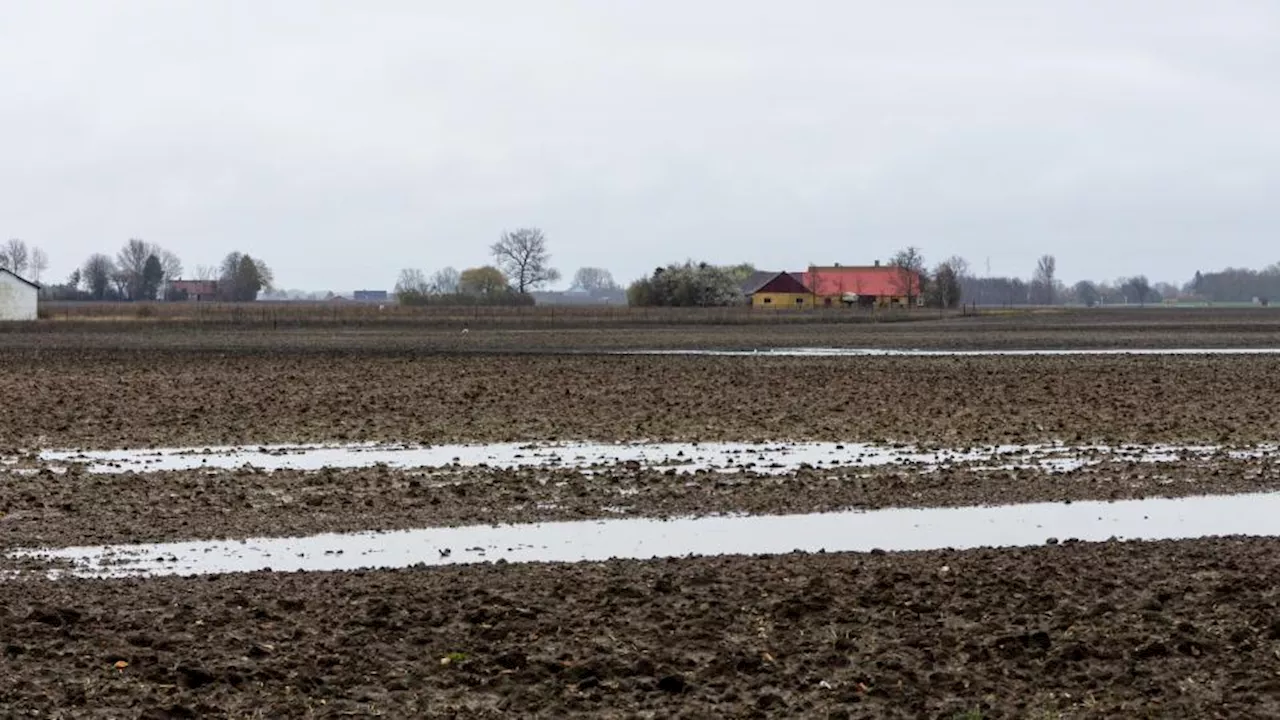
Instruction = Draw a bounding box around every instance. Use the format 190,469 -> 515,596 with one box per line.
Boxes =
115,239 -> 153,299
889,246 -> 926,307
570,267 -> 619,294
160,250 -> 183,286
1,239 -> 30,275
943,255 -> 971,279
1033,254 -> 1058,304
194,265 -> 217,281
82,254 -> 117,300
1122,275 -> 1152,306
430,267 -> 461,294
395,268 -> 430,297
930,260 -> 963,308
491,227 -> 560,294
30,248 -> 49,282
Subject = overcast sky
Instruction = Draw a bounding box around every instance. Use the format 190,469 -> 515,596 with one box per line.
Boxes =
2,1 -> 1278,291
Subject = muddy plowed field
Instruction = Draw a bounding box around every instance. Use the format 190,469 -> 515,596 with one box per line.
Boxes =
5,538 -> 1280,718
4,456 -> 1280,549
3,350 -> 1280,450
4,319 -> 1280,717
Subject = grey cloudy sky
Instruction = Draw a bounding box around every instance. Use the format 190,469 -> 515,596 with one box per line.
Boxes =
2,1 -> 1278,291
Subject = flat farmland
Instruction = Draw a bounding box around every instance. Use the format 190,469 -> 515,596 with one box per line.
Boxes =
3,315 -> 1280,718
3,348 -> 1280,450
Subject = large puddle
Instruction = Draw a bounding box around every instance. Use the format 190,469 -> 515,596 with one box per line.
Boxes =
13,491 -> 1280,579
28,441 -> 1275,475
617,347 -> 1280,357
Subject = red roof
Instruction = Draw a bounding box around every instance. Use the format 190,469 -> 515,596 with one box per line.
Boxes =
799,266 -> 921,297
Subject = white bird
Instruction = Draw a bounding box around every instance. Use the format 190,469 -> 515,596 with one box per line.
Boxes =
461,328 -> 470,334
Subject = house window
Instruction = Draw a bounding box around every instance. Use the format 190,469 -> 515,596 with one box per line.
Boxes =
763,297 -> 772,304
795,297 -> 805,305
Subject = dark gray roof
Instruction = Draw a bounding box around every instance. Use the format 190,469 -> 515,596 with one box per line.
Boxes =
740,270 -> 782,295
0,268 -> 40,290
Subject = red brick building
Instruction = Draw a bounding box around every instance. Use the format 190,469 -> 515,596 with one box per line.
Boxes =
169,280 -> 219,301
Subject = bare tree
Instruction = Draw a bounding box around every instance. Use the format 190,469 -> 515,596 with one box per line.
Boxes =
889,246 -> 926,307
930,261 -> 962,308
1033,254 -> 1058,305
943,255 -> 971,279
2,239 -> 30,275
430,267 -> 461,294
395,268 -> 430,297
83,254 -> 117,300
491,227 -> 560,294
160,250 -> 183,286
570,267 -> 619,294
194,265 -> 217,281
115,239 -> 154,299
1073,280 -> 1101,307
30,247 -> 49,282
1122,275 -> 1152,306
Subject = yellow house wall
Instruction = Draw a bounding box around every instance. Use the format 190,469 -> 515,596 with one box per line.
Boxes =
753,292 -> 813,309
808,294 -> 921,308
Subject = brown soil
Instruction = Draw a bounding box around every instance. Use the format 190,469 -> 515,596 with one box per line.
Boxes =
3,349 -> 1280,451
5,322 -> 1280,717
4,457 -> 1280,549
9,306 -> 1280,351
2,538 -> 1279,718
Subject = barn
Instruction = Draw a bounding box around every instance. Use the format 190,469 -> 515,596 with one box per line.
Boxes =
749,272 -> 814,309
800,264 -> 924,308
0,268 -> 39,321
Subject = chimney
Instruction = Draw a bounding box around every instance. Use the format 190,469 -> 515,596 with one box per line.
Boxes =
874,260 -> 880,267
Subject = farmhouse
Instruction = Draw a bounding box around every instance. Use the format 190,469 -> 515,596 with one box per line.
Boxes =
169,280 -> 219,301
746,262 -> 926,309
749,272 -> 814,309
0,268 -> 40,321
799,263 -> 924,308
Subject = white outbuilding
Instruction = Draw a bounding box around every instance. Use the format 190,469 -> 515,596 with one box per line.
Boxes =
0,268 -> 40,321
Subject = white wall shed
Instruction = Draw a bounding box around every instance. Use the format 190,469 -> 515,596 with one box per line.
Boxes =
0,268 -> 40,321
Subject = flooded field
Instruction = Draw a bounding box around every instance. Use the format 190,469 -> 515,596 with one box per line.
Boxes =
5,320 -> 1280,717
28,439 -> 1279,475
15,491 -> 1280,579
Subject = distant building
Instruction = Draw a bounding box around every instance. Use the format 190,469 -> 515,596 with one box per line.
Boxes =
739,270 -> 786,298
799,264 -> 925,308
531,288 -> 626,305
169,280 -> 220,301
0,268 -> 40,321
746,262 -> 926,309
750,272 -> 813,309
353,290 -> 389,303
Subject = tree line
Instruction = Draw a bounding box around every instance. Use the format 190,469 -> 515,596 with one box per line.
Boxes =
625,248 -> 1280,309
12,227 -> 1278,308
624,248 -> 967,308
15,239 -> 275,302
394,227 -> 620,306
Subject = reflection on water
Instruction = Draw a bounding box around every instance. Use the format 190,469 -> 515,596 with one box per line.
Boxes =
13,491 -> 1280,579
32,440 -> 1274,475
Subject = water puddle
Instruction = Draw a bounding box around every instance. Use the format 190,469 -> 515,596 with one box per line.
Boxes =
617,348 -> 1280,357
30,441 -> 1275,476
13,491 -> 1280,579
